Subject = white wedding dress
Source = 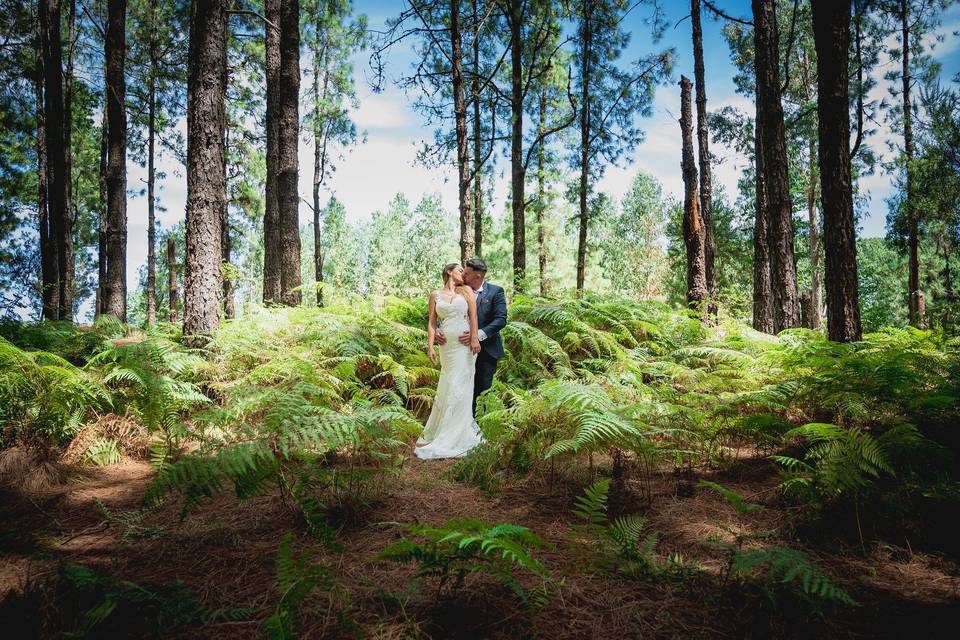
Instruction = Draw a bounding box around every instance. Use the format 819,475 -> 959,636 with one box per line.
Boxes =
414,292 -> 485,459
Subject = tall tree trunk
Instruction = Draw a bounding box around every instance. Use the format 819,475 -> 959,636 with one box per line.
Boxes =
278,0 -> 302,306
806,138 -> 821,329
222,64 -> 234,319
312,6 -> 328,307
537,81 -> 548,297
576,0 -> 591,295
900,0 -> 922,327
753,0 -> 799,332
167,236 -> 178,322
800,48 -> 821,330
97,98 -> 107,317
451,0 -> 474,262
812,0 -> 862,342
942,234 -> 954,302
263,0 -> 281,304
753,116 -> 774,332
471,0 -> 483,257
220,57 -> 237,320
680,76 -> 708,310
691,0 -> 716,305
33,20 -> 57,320
146,13 -> 157,325
104,0 -> 127,322
39,0 -> 68,321
222,205 -> 234,318
60,0 -> 76,320
509,0 -> 525,290
183,0 -> 227,344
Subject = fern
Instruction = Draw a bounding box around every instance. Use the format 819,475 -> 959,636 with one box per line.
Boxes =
774,423 -> 930,501
376,517 -> 549,603
87,338 -> 208,467
572,478 -> 610,527
698,480 -> 763,516
48,562 -> 245,636
265,533 -> 334,639
568,480 -> 662,578
0,337 -> 108,455
84,438 -> 122,466
732,547 -> 856,607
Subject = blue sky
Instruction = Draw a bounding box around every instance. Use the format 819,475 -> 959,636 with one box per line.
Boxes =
128,0 -> 960,301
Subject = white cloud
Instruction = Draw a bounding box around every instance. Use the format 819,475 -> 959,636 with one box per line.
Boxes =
305,136 -> 458,224
350,86 -> 419,131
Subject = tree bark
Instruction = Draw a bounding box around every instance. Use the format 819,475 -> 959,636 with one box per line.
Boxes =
471,0 -> 483,257
97,97 -> 107,317
223,64 -> 234,319
811,0 -> 862,342
900,0 -> 922,327
277,0 -> 302,306
942,233 -> 954,302
798,290 -> 808,326
576,0 -> 591,295
753,116 -> 774,333
39,0 -> 69,321
806,138 -> 821,329
33,17 -> 57,320
537,81 -> 548,297
451,0 -> 474,262
103,0 -> 127,322
800,48 -> 821,330
680,76 -> 708,311
167,236 -> 178,322
60,0 -> 76,320
691,0 -> 716,305
146,7 -> 157,325
312,5 -> 328,307
753,0 -> 799,332
222,204 -> 234,318
509,0 -> 525,291
263,0 -> 281,304
183,0 -> 226,344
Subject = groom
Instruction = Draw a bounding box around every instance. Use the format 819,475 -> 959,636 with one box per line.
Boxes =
436,257 -> 508,416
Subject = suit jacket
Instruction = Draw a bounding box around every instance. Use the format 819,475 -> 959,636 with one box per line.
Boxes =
475,281 -> 507,359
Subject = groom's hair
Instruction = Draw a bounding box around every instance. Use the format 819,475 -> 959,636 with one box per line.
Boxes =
464,257 -> 487,273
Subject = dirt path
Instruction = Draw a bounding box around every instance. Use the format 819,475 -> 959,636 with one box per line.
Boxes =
2,454 -> 958,638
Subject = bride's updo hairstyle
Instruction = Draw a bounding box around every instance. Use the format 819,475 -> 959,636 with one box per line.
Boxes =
442,263 -> 461,283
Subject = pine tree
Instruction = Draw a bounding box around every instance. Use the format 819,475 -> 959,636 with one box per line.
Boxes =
103,0 -> 128,322
752,0 -> 799,331
183,0 -> 227,344
812,0 -> 862,342
571,0 -> 672,295
127,0 -> 188,325
305,0 -> 365,306
680,75 -> 707,310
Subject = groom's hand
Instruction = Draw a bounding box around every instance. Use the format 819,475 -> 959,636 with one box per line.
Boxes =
435,329 -> 446,345
458,330 -> 472,346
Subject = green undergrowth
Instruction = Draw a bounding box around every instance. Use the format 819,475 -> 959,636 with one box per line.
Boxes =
2,294 -> 958,549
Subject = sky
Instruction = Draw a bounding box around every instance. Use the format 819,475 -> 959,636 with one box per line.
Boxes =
125,0 -> 960,304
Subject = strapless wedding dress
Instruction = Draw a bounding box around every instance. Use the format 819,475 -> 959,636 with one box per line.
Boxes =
415,293 -> 484,459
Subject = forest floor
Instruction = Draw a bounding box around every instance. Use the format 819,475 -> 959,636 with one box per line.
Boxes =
1,448 -> 959,639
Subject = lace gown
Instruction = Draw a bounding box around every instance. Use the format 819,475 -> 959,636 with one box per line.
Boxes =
414,293 -> 485,459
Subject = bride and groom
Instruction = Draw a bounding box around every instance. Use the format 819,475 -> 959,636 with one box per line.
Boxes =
414,257 -> 508,460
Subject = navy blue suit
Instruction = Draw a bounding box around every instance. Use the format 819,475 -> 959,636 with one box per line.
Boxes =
473,281 -> 507,415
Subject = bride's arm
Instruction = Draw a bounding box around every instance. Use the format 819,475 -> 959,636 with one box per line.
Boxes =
460,287 -> 481,354
426,292 -> 438,364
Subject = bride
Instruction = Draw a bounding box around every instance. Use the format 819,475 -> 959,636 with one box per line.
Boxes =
415,263 -> 485,459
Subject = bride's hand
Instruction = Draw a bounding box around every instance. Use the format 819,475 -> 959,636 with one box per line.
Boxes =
427,345 -> 437,364
470,338 -> 480,354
